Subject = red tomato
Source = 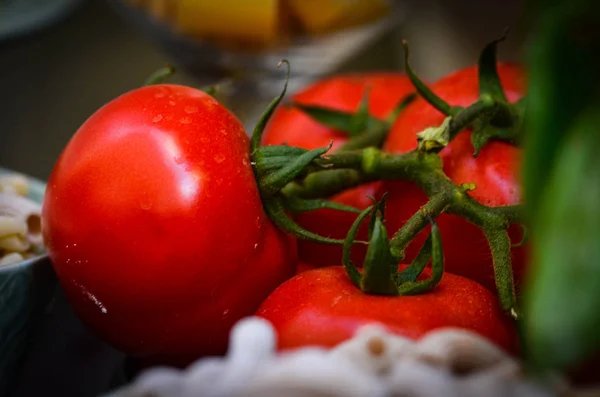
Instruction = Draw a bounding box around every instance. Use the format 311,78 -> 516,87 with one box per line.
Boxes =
257,266 -> 518,354
383,64 -> 527,292
42,84 -> 297,366
263,73 -> 415,268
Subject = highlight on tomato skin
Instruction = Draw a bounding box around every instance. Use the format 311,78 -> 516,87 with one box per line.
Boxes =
256,265 -> 520,355
382,63 -> 528,293
41,83 -> 298,366
262,73 -> 417,270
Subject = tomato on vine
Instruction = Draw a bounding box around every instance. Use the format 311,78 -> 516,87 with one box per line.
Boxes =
257,205 -> 518,354
383,43 -> 527,292
262,73 -> 416,269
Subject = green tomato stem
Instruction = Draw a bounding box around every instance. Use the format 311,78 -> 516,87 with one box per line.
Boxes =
389,193 -> 451,261
483,227 -> 518,316
298,146 -> 522,312
398,220 -> 445,295
143,65 -> 175,86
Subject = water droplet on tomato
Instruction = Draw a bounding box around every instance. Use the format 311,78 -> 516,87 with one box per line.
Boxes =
242,158 -> 249,167
214,154 -> 226,163
169,101 -> 176,106
253,243 -> 258,250
220,129 -> 228,136
184,106 -> 198,114
180,117 -> 192,125
174,156 -> 185,164
255,216 -> 261,228
222,309 -> 230,317
152,114 -> 163,123
155,92 -> 165,99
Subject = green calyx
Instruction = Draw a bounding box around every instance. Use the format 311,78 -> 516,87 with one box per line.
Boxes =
144,65 -> 176,86
250,60 -> 366,246
290,146 -> 524,315
142,66 -> 228,98
291,81 -> 415,150
343,196 -> 446,296
402,31 -> 525,156
249,60 -> 416,247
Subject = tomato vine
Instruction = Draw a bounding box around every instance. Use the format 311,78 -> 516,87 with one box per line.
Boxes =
249,36 -> 527,318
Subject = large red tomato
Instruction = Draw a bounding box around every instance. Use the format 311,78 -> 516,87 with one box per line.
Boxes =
256,266 -> 518,354
263,73 -> 415,268
383,64 -> 526,292
42,84 -> 297,366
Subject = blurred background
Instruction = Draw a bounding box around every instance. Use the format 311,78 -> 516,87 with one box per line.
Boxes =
0,0 -> 525,181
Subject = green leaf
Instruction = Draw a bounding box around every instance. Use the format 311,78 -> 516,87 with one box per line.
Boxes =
293,104 -> 356,132
367,192 -> 387,240
398,220 -> 444,295
478,29 -> 509,103
522,2 -> 600,212
470,120 -> 520,157
260,142 -> 333,197
397,233 -> 432,283
264,198 -> 353,246
361,214 -> 398,295
349,86 -> 371,135
401,40 -> 457,116
293,103 -> 383,137
524,104 -> 600,372
143,65 -> 175,86
522,0 -> 600,372
342,205 -> 374,287
251,60 -> 290,153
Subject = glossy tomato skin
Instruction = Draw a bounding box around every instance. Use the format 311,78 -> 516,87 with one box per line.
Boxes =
383,64 -> 527,292
263,73 -> 415,268
42,84 -> 297,365
257,266 -> 518,354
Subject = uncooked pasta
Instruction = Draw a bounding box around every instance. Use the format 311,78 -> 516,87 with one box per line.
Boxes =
0,173 -> 44,266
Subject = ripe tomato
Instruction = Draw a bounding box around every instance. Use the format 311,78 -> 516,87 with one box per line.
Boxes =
383,64 -> 527,292
42,84 -> 297,366
262,73 -> 415,268
256,266 -> 518,354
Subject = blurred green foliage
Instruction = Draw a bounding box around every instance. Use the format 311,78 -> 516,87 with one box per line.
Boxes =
523,0 -> 600,373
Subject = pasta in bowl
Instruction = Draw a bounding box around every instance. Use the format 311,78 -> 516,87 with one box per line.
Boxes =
0,167 -> 57,396
0,172 -> 45,265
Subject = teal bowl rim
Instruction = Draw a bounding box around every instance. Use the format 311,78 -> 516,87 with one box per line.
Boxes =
0,167 -> 49,273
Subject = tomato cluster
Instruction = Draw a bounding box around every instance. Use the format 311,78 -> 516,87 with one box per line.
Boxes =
42,57 -> 526,368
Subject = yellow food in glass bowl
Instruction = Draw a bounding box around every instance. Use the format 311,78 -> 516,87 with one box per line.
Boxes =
125,0 -> 391,49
